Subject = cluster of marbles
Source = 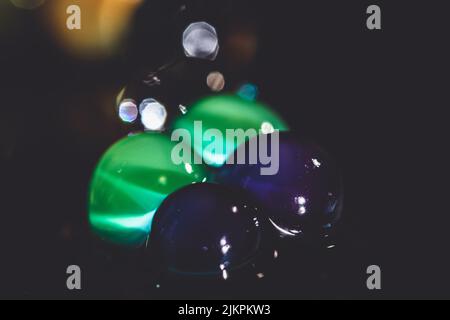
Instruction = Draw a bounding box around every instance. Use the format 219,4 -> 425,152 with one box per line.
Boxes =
88,17 -> 343,285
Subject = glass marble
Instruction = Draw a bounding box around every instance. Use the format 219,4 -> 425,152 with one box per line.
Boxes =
89,133 -> 209,247
149,183 -> 273,279
172,95 -> 288,167
218,133 -> 343,240
183,22 -> 219,61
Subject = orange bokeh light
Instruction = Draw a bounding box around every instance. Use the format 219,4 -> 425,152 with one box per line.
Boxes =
43,0 -> 142,59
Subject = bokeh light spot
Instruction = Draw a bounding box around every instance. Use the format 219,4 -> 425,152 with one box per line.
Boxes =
183,22 -> 219,61
118,99 -> 138,123
139,98 -> 168,131
207,72 -> 225,92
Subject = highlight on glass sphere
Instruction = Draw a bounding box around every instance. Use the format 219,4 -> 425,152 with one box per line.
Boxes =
260,121 -> 275,135
148,183 -> 275,280
182,22 -> 219,61
88,133 -> 209,247
139,98 -> 168,131
179,104 -> 188,115
118,99 -> 139,123
116,86 -> 127,107
217,132 -> 343,242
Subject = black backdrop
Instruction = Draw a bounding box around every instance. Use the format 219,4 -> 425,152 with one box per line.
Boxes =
1,0 -> 449,299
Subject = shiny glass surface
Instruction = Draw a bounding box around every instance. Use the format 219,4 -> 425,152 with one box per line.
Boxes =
89,133 -> 209,247
172,95 -> 288,167
150,183 -> 272,279
218,133 -> 343,240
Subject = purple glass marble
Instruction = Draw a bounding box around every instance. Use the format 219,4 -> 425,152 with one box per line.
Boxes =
218,133 -> 343,240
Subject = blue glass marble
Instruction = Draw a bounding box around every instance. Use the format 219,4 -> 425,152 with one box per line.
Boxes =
149,183 -> 273,279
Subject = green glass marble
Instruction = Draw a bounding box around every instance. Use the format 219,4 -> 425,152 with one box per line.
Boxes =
89,133 -> 209,247
172,95 -> 289,167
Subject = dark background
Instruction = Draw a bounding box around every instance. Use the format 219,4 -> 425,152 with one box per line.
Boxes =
1,0 -> 449,299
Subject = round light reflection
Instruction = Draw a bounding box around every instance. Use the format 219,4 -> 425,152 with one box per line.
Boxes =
183,22 -> 219,61
118,99 -> 138,123
139,98 -> 168,131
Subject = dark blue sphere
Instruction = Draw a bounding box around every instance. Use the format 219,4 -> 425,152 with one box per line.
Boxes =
218,133 -> 343,241
149,183 -> 274,280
